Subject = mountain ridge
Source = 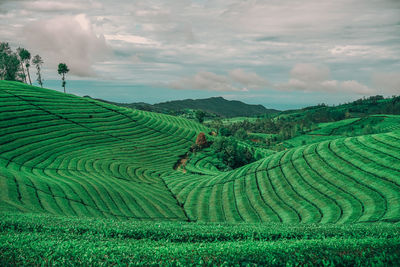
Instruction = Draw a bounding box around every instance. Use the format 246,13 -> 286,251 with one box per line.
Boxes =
89,96 -> 279,118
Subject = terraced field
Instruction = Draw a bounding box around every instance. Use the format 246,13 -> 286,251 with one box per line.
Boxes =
282,114 -> 400,148
1,81 -> 400,265
168,131 -> 400,223
309,115 -> 400,136
0,81 -> 208,221
1,80 -> 400,225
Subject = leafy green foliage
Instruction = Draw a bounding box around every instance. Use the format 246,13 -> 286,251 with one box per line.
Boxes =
1,81 -> 400,266
195,109 -> 205,123
154,96 -> 279,118
219,126 -> 232,136
32,55 -> 44,87
0,80 -> 209,221
17,47 -> 31,85
57,63 -> 69,93
0,43 -> 21,81
205,94 -> 400,151
1,213 -> 400,266
211,136 -> 255,170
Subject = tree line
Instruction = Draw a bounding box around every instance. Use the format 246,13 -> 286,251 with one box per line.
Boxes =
205,95 -> 400,151
0,42 -> 70,92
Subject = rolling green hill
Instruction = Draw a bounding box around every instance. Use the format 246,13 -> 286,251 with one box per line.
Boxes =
97,96 -> 279,118
1,80 -> 400,223
0,81 -> 208,221
279,114 -> 400,149
166,132 -> 400,223
1,81 -> 400,265
154,97 -> 279,117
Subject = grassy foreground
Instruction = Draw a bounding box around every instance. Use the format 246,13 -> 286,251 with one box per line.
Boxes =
1,212 -> 400,266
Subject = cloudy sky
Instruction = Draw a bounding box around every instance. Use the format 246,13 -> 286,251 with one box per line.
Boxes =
1,0 -> 399,109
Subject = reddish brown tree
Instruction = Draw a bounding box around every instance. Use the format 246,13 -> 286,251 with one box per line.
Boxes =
195,132 -> 207,148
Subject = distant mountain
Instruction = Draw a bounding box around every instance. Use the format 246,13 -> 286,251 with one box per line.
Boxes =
89,96 -> 279,118
153,97 -> 278,117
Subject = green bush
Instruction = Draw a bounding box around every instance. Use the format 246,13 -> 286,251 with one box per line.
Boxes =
211,137 -> 255,169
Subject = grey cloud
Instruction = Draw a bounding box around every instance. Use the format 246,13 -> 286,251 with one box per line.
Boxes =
0,0 -> 27,13
24,1 -> 89,12
168,69 -> 270,92
290,63 -> 330,82
1,0 -> 399,100
255,36 -> 280,42
276,63 -> 374,95
229,69 -> 269,88
22,14 -> 111,77
21,0 -> 103,13
372,72 -> 400,95
168,71 -> 240,92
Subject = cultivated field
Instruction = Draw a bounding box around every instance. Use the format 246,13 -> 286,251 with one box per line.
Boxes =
2,212 -> 400,266
1,81 -> 400,265
0,81 -> 208,221
167,131 -> 400,223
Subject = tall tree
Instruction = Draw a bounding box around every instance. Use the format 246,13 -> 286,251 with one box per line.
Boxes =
57,63 -> 69,93
32,55 -> 44,87
0,42 -> 21,81
16,47 -> 27,83
195,110 -> 205,123
18,48 -> 32,85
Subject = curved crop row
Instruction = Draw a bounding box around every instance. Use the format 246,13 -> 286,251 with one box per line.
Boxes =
0,81 -> 209,221
174,131 -> 400,223
1,81 -> 400,224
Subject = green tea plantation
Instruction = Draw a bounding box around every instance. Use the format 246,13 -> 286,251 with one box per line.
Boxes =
1,81 -> 400,265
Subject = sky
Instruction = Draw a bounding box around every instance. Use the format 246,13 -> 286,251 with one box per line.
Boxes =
0,0 -> 399,110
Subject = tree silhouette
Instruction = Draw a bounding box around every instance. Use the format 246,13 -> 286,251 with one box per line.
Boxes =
57,63 -> 69,93
16,48 -> 26,83
195,110 -> 205,123
32,55 -> 44,87
0,42 -> 21,81
17,48 -> 31,85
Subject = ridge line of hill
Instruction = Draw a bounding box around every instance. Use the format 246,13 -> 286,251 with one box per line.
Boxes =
89,96 -> 280,118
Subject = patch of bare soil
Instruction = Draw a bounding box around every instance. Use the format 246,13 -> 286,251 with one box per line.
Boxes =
173,154 -> 188,173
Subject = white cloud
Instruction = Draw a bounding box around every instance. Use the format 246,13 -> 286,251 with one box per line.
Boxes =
23,1 -> 102,12
24,1 -> 84,12
276,63 -> 374,94
169,65 -> 375,95
329,45 -> 392,59
1,0 -> 399,104
104,34 -> 159,45
340,80 -> 374,95
372,72 -> 400,95
168,71 -> 241,92
168,69 -> 269,92
229,69 -> 269,88
22,14 -> 111,77
290,63 -> 330,82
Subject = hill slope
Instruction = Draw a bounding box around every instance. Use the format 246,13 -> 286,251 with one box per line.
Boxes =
154,97 -> 278,117
0,81 -> 208,221
1,81 -> 400,224
95,96 -> 279,118
166,132 -> 400,223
